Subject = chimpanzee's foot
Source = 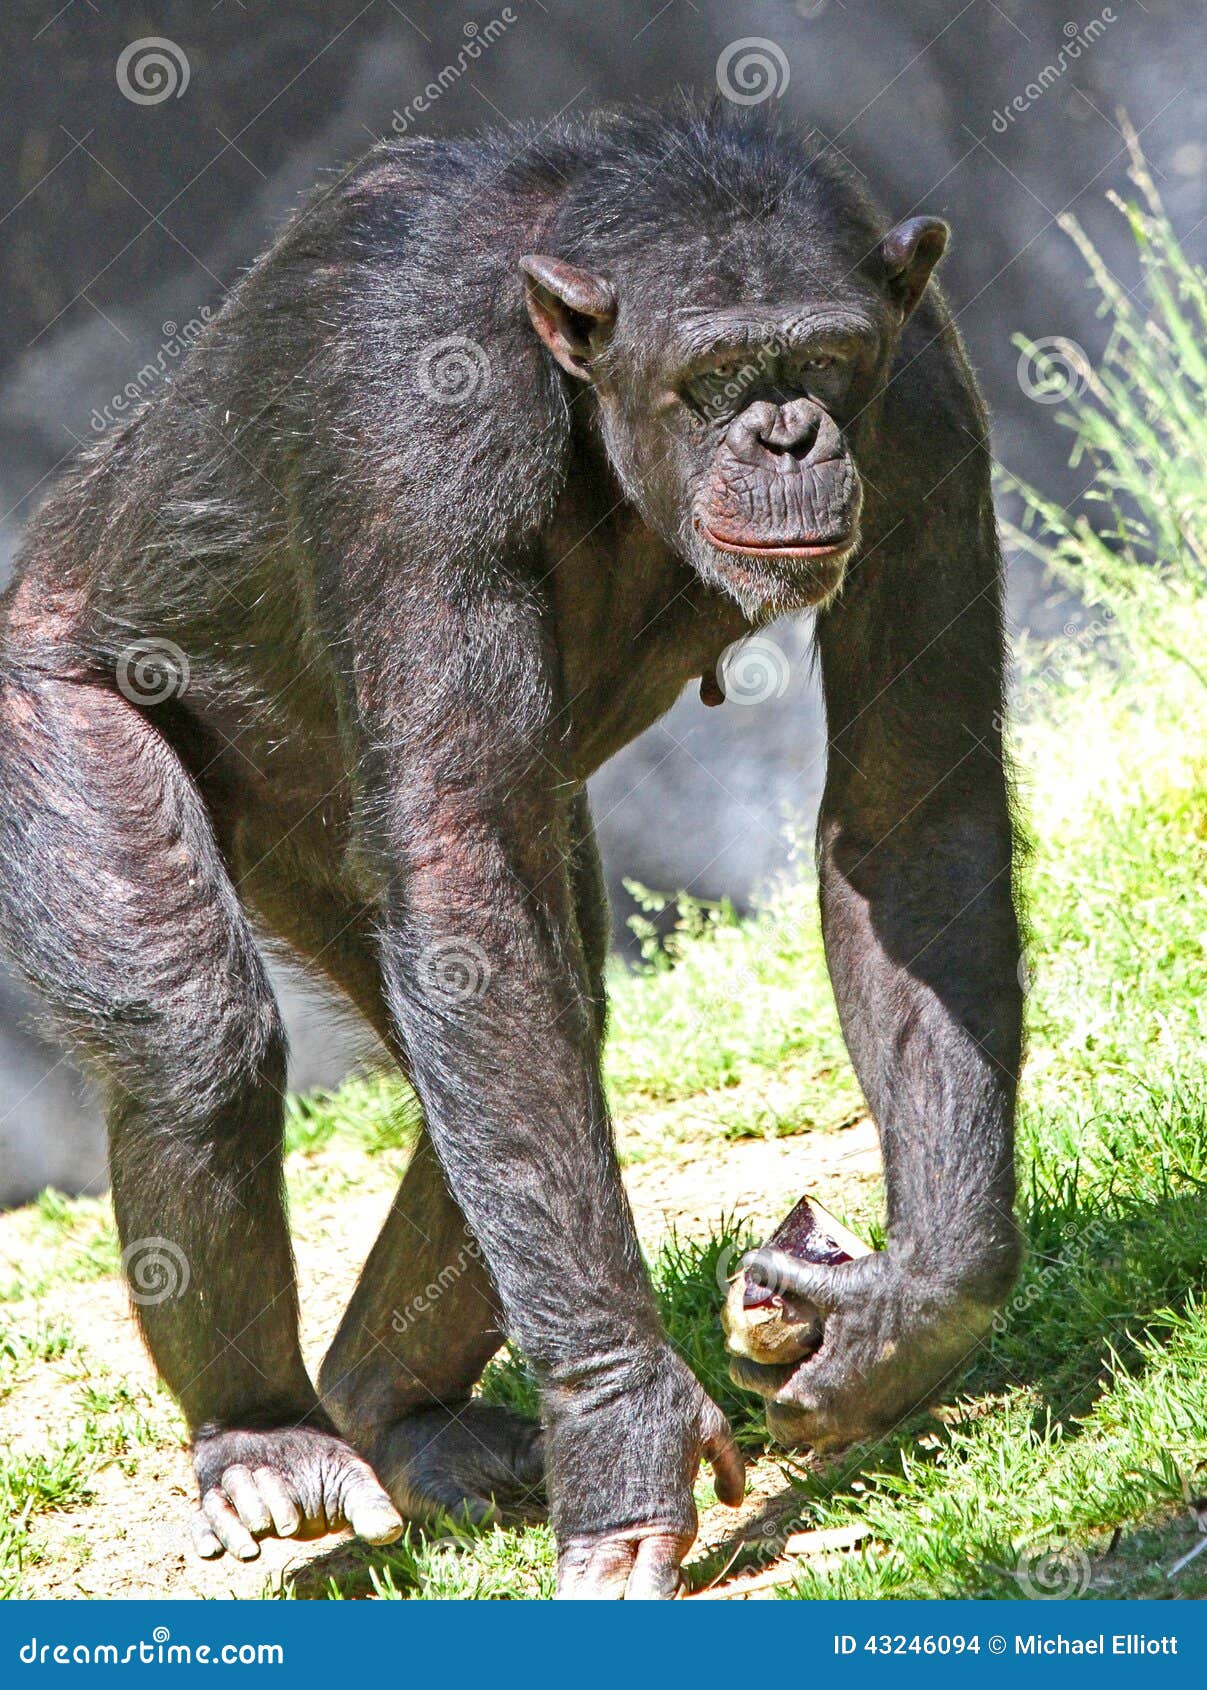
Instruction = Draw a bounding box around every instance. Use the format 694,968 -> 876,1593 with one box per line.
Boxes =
369,1403 -> 546,1526
190,1425 -> 404,1560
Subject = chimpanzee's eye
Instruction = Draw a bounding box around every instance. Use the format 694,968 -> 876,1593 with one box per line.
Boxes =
786,353 -> 839,379
683,366 -> 745,419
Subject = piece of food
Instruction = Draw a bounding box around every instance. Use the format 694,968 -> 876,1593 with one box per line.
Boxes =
722,1196 -> 871,1366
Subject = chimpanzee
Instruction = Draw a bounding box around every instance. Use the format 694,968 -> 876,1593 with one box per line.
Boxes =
0,102 -> 1022,1598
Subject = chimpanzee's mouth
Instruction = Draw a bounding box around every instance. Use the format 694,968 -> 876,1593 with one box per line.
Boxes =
698,521 -> 854,560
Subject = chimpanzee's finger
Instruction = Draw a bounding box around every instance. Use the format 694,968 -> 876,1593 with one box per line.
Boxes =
728,1352 -> 797,1397
743,1248 -> 848,1309
202,1487 -> 260,1560
252,1467 -> 301,1538
220,1464 -> 273,1536
703,1416 -> 745,1506
190,1510 -> 224,1559
340,1460 -> 405,1544
555,1535 -> 635,1598
625,1533 -> 687,1599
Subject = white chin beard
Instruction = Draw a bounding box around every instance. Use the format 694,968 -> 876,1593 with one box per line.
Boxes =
700,546 -> 850,623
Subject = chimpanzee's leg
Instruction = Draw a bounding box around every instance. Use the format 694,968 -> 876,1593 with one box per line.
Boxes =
314,791 -> 612,1521
566,788 -> 610,1044
243,860 -> 543,1521
0,672 -> 402,1559
318,1134 -> 544,1523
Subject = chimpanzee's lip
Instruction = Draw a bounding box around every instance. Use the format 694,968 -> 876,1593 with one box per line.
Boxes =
698,522 -> 853,560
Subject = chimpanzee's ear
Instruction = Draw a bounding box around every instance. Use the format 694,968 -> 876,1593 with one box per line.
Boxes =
519,254 -> 616,380
877,217 -> 949,322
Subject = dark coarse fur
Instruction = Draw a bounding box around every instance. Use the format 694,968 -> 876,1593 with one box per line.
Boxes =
0,101 -> 1022,1594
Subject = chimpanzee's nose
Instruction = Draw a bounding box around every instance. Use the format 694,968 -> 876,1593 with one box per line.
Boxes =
758,398 -> 821,458
725,399 -> 832,468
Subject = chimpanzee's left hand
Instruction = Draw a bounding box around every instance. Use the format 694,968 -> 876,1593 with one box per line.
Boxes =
731,1247 -> 1000,1450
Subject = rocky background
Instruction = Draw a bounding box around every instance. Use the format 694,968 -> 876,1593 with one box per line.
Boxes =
1,0 -> 1203,1201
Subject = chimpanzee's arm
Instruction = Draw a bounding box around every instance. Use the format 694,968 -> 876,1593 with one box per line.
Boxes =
746,462 -> 1023,1449
359,585 -> 741,1595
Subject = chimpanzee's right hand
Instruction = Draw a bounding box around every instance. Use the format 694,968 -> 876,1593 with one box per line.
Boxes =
547,1348 -> 744,1598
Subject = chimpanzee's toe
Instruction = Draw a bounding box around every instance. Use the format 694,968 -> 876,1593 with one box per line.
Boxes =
370,1403 -> 546,1527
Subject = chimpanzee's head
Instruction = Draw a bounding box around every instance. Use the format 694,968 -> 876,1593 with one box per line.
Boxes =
519,115 -> 947,616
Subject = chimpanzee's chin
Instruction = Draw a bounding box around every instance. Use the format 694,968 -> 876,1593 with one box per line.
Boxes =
698,543 -> 850,618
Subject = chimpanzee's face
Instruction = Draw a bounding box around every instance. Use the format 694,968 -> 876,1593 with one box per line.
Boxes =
635,300 -> 882,613
521,217 -> 947,618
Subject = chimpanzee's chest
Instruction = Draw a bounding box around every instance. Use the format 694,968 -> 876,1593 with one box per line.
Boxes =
543,518 -> 748,778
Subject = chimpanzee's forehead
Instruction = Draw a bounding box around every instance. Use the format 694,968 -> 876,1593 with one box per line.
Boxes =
603,200 -> 885,315
610,231 -> 889,357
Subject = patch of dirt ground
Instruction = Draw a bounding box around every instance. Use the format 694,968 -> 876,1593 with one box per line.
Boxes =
0,1094 -> 880,1599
